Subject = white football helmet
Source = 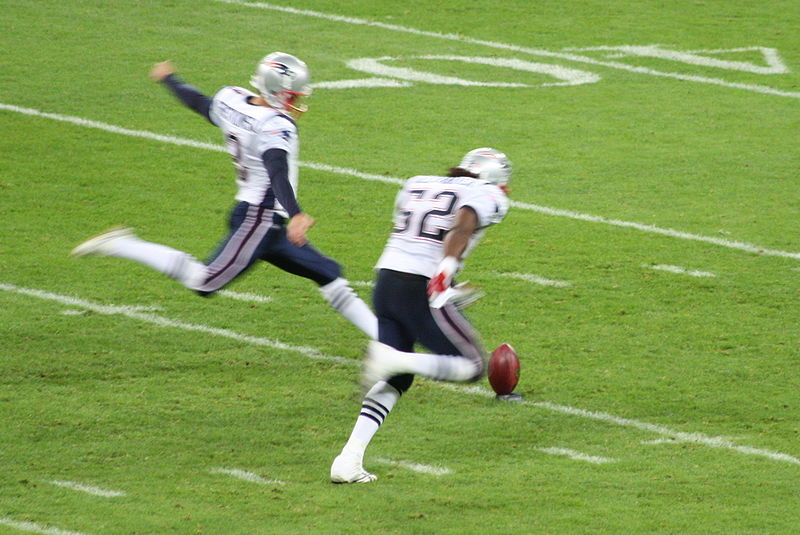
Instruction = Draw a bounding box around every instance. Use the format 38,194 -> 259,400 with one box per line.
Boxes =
250,52 -> 312,117
459,148 -> 512,190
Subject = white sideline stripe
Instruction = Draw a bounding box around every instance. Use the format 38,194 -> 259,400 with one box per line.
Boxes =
2,102 -> 797,261
644,264 -> 716,278
218,290 -> 274,303
49,479 -> 126,498
0,283 -> 354,366
209,467 -> 286,486
0,518 -> 93,535
214,0 -> 800,100
535,447 -> 616,464
494,271 -> 571,287
4,283 -> 799,467
373,457 -> 452,476
438,383 -> 800,466
351,280 -> 375,288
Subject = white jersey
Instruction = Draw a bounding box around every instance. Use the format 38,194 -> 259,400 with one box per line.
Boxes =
375,175 -> 509,277
208,86 -> 299,216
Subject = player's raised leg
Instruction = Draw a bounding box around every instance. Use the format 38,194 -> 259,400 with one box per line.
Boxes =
320,278 -> 378,339
261,231 -> 378,339
71,227 -> 207,289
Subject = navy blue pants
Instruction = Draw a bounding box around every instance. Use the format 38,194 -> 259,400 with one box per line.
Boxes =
196,201 -> 341,294
373,268 -> 484,392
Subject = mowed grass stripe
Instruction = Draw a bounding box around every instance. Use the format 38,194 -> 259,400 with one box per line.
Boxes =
3,282 -> 799,467
2,101 -> 798,261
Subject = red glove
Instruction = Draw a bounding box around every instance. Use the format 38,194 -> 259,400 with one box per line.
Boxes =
427,256 -> 460,304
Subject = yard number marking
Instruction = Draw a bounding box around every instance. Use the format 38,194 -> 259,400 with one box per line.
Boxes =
215,0 -> 797,99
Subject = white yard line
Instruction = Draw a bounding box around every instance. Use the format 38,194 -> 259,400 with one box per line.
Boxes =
494,272 -> 571,287
0,518 -> 93,535
214,0 -> 800,99
209,467 -> 286,486
217,290 -> 274,303
0,283 -> 354,365
439,383 -> 800,466
2,102 -> 797,261
535,447 -> 616,464
2,282 -> 799,467
510,199 -> 800,260
644,264 -> 716,278
373,457 -> 452,476
49,480 -> 126,498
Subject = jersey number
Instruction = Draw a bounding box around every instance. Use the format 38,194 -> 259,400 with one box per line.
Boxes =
225,133 -> 248,182
393,189 -> 459,242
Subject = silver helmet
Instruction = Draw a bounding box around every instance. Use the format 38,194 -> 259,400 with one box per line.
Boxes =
459,148 -> 512,190
250,52 -> 312,116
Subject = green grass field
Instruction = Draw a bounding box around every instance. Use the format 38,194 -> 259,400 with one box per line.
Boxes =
2,1 -> 799,533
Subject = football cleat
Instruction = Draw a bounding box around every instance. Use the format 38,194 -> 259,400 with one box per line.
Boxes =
71,227 -> 134,258
330,452 -> 377,484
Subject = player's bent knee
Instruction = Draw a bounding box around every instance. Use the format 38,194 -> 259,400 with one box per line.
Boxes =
388,373 -> 414,394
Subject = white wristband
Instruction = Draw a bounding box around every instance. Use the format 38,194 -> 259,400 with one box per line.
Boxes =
438,256 -> 460,275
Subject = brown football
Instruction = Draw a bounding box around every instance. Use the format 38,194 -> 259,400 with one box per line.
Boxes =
488,343 -> 520,395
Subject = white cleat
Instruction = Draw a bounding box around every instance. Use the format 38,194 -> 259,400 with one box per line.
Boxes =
361,341 -> 404,391
331,453 -> 377,484
71,227 -> 134,258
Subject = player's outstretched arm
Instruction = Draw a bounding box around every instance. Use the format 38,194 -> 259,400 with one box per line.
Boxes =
150,61 -> 214,123
149,61 -> 176,82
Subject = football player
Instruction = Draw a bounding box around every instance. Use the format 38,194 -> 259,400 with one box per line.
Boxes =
330,148 -> 511,483
72,53 -> 377,339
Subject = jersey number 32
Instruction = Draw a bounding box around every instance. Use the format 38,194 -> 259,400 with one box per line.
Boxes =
393,189 -> 459,243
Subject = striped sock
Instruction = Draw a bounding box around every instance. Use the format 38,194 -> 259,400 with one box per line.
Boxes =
343,381 -> 401,455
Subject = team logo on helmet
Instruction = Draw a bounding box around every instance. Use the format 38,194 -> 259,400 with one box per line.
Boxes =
251,52 -> 312,117
265,62 -> 295,89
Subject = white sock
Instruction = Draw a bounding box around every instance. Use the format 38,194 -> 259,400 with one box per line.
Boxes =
342,381 -> 401,457
388,348 -> 480,382
110,237 -> 207,289
320,278 -> 378,339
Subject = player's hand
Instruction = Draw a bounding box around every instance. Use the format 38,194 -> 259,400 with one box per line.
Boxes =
287,213 -> 315,246
149,61 -> 176,82
427,256 -> 460,304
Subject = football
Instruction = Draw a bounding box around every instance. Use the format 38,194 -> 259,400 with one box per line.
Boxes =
488,343 -> 520,395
